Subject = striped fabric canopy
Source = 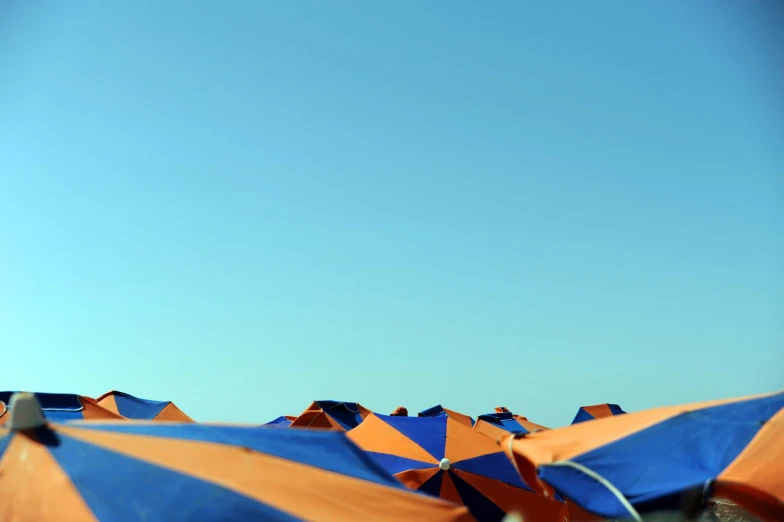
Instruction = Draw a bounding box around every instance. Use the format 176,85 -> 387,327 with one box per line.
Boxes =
96,390 -> 193,421
0,392 -> 123,425
570,403 -> 625,424
0,394 -> 474,522
503,391 -> 784,522
289,400 -> 371,430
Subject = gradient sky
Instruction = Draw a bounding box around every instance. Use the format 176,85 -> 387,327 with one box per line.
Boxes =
1,1 -> 782,427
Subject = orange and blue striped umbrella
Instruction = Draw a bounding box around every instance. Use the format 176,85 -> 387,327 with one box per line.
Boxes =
0,393 -> 474,522
0,392 -> 123,425
418,405 -> 475,427
289,400 -> 371,430
96,390 -> 193,421
348,413 -> 569,522
570,403 -> 625,424
503,390 -> 784,522
474,407 -> 549,439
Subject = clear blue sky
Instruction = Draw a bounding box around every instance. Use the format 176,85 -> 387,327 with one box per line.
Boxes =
1,1 -> 782,427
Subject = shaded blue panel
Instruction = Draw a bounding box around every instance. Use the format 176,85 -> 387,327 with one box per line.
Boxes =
43,410 -> 85,422
264,416 -> 292,428
450,471 -> 507,522
112,392 -> 169,420
50,433 -> 300,522
0,392 -> 83,412
72,423 -> 403,488
608,404 -> 626,416
315,401 -> 364,430
544,392 -> 784,520
418,405 -> 447,418
570,408 -> 597,425
376,414 -> 447,461
364,451 -> 433,475
453,452 -> 530,491
418,468 -> 444,497
0,433 -> 11,462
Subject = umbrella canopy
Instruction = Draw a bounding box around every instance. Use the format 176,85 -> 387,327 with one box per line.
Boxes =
473,407 -> 548,439
570,403 -> 625,424
348,413 -> 568,522
502,390 -> 784,522
0,393 -> 474,522
0,392 -> 123,425
418,405 -> 475,427
289,400 -> 371,431
96,390 -> 193,421
263,415 -> 297,428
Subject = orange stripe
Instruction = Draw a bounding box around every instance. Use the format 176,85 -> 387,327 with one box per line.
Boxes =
715,407 -> 784,521
443,409 -> 474,427
473,420 -> 509,441
154,402 -> 193,422
456,470 -> 569,521
440,472 -> 464,505
80,397 -> 126,421
289,412 -> 343,430
95,394 -> 119,416
0,432 -> 97,522
444,417 -> 500,463
582,404 -> 612,420
57,425 -> 472,522
348,414 -> 438,463
395,467 -> 439,490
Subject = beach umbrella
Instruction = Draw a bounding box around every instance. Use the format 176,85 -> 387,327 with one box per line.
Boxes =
289,400 -> 371,430
0,392 -> 123,425
390,406 -> 409,416
570,403 -> 625,425
474,407 -> 549,439
263,415 -> 297,428
418,405 -> 475,427
502,390 -> 784,522
0,392 -> 474,522
348,413 -> 569,522
96,390 -> 193,421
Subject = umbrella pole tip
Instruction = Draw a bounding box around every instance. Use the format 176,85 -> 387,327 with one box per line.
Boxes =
8,392 -> 47,430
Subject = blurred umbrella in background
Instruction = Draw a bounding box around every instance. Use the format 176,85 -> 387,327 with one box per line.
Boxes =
289,400 -> 371,430
418,405 -> 475,427
97,390 -> 193,421
571,403 -> 626,425
0,392 -> 124,425
349,413 -> 568,522
502,390 -> 784,522
473,407 -> 548,439
0,393 -> 474,522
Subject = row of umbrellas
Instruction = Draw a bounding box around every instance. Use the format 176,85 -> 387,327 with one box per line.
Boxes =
1,389 -> 781,521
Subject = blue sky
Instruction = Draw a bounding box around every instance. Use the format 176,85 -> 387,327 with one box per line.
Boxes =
1,1 -> 782,427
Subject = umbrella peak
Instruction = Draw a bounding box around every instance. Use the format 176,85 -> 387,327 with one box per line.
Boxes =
8,392 -> 47,430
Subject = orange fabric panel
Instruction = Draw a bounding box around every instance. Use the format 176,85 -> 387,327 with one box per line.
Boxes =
395,467 -> 439,489
0,432 -> 98,522
582,404 -> 613,420
444,417 -> 499,463
515,417 -> 549,433
289,412 -> 342,430
80,397 -> 126,420
456,470 -> 569,522
154,402 -> 193,422
473,420 -> 508,441
56,425 -> 473,522
443,408 -> 474,427
348,414 -> 438,463
94,393 -> 119,415
440,472 -> 464,505
495,407 -> 510,413
715,407 -> 784,521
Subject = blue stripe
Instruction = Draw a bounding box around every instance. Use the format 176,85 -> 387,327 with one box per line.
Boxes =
376,414 -> 447,461
608,404 -> 626,416
545,392 -> 784,519
70,423 -> 403,488
418,469 -> 444,497
315,401 -> 365,430
264,416 -> 293,428
364,451 -> 434,475
49,433 -> 300,522
453,452 -> 531,491
0,432 -> 11,462
0,392 -> 83,412
450,471 -> 506,522
570,408 -> 596,425
112,392 -> 169,420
